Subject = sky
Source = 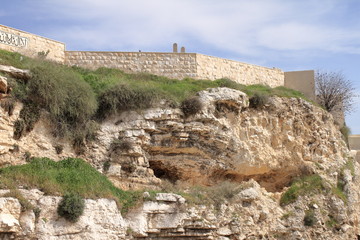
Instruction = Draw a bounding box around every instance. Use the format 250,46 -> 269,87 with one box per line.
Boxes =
1,0 -> 359,133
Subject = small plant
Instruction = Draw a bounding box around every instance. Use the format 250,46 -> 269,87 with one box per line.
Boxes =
249,93 -> 269,109
9,144 -> 20,153
181,97 -> 203,117
33,207 -> 41,222
54,144 -> 64,154
326,215 -> 338,228
340,124 -> 351,148
0,98 -> 15,116
103,160 -> 111,173
110,139 -> 133,153
280,174 -> 325,206
57,192 -> 85,223
37,50 -> 50,59
304,209 -> 316,226
24,151 -> 32,162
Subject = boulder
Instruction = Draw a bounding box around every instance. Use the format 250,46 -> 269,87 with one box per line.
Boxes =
0,65 -> 30,81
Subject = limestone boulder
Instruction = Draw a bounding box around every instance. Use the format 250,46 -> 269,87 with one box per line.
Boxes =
0,65 -> 31,80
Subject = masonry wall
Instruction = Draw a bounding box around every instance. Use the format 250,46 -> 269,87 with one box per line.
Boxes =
195,54 -> 284,87
65,51 -> 285,87
349,135 -> 360,150
285,70 -> 315,101
65,51 -> 198,79
0,25 -> 65,62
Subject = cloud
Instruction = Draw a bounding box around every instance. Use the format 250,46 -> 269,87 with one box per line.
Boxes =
6,0 -> 360,57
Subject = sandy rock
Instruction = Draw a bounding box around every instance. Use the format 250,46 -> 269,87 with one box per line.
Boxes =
0,75 -> 7,93
0,65 -> 31,80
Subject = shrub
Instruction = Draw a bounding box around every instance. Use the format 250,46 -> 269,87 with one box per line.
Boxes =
16,62 -> 97,143
96,83 -> 160,120
249,93 -> 269,109
54,145 -> 64,155
340,124 -> 351,148
181,97 -> 203,117
304,209 -> 316,226
110,139 -> 133,153
103,160 -> 111,173
0,98 -> 15,116
57,192 -> 85,222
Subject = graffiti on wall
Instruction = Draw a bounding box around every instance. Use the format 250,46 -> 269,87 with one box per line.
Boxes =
0,30 -> 28,47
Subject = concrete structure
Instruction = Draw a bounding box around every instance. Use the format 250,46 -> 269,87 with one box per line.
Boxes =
349,135 -> 360,150
0,25 -> 315,97
285,70 -> 315,101
0,24 -> 65,62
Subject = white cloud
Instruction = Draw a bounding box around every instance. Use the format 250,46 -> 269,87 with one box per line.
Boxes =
16,0 -> 360,57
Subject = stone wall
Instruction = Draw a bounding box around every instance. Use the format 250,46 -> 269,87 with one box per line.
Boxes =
349,135 -> 360,150
195,53 -> 284,87
285,70 -> 315,101
0,24 -> 65,62
65,51 -> 198,79
65,51 -> 285,87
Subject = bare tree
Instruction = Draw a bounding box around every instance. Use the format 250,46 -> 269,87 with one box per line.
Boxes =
315,71 -> 356,115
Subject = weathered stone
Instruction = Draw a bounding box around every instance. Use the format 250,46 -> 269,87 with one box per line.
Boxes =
0,75 -> 7,93
0,65 -> 31,80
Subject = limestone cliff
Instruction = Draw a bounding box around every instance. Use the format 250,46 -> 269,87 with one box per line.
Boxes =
0,81 -> 359,239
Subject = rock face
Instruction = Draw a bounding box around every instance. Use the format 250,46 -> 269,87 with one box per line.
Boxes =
1,86 -> 358,239
0,87 -> 349,190
0,65 -> 31,81
84,87 -> 347,192
0,189 -> 126,240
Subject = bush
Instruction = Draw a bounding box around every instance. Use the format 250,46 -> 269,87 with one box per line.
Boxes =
57,192 -> 85,222
96,83 -> 161,119
304,209 -> 316,226
181,97 -> 203,117
340,124 -> 351,148
9,62 -> 96,142
249,93 -> 269,109
110,139 -> 133,153
0,98 -> 15,116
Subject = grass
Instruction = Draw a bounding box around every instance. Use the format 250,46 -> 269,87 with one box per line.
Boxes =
0,49 -> 313,150
280,174 -> 325,206
0,157 -> 141,214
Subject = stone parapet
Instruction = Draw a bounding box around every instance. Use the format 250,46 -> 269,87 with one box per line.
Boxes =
195,53 -> 284,87
65,51 -> 198,79
0,24 -> 65,62
65,51 -> 285,86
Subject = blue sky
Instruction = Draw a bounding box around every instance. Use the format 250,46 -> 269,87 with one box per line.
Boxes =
1,0 -> 359,133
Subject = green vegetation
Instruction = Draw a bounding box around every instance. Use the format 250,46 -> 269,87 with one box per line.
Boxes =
331,159 -> 355,203
0,157 -> 141,213
180,97 -> 203,117
325,215 -> 339,228
304,209 -> 316,226
280,174 -> 325,206
0,49 -> 311,151
249,93 -> 269,109
57,192 -> 85,222
340,124 -> 351,148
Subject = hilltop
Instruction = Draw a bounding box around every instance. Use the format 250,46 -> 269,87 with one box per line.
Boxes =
0,49 -> 359,239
